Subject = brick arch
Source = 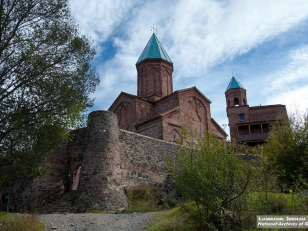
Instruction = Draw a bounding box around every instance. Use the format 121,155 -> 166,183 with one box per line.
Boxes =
234,97 -> 239,106
114,102 -> 133,131
170,128 -> 182,144
148,67 -> 159,95
184,96 -> 208,134
139,70 -> 146,97
70,163 -> 82,191
163,69 -> 171,96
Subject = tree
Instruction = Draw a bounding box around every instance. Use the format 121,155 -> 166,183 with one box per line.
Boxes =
264,111 -> 308,191
0,0 -> 99,190
167,129 -> 254,230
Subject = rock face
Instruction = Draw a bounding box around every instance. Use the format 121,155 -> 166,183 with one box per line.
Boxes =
2,110 -> 182,212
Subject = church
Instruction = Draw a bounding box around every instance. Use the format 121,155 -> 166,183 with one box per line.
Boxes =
109,33 -> 227,142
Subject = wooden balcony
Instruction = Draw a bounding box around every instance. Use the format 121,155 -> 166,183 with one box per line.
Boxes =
239,133 -> 269,142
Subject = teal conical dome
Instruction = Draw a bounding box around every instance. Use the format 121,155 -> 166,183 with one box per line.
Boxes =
225,76 -> 245,92
136,33 -> 172,64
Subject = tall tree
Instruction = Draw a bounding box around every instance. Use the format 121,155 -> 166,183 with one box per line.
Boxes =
264,111 -> 308,191
0,0 -> 99,189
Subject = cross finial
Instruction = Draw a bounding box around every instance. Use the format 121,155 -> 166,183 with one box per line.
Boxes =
232,72 -> 234,77
151,24 -> 157,34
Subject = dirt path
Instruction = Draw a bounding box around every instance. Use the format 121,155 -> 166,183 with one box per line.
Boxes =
40,212 -> 154,231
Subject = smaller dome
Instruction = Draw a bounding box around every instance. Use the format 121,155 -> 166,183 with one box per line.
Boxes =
225,76 -> 245,92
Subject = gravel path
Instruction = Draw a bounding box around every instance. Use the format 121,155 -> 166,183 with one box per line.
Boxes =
40,212 -> 154,231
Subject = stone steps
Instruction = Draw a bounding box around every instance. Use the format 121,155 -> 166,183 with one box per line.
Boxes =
36,191 -> 78,214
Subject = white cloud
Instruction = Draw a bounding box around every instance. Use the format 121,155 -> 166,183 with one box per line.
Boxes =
264,45 -> 308,112
69,0 -> 308,117
69,0 -> 141,45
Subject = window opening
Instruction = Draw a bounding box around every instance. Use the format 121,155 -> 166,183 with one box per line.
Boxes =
239,114 -> 245,121
153,74 -> 156,94
141,77 -> 144,97
234,97 -> 239,106
166,76 -> 168,95
173,130 -> 176,139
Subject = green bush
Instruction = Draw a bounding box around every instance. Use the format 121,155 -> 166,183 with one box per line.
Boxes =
263,111 -> 308,192
167,129 -> 254,230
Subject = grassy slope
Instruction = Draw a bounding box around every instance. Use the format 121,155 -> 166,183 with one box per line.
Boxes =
0,212 -> 45,231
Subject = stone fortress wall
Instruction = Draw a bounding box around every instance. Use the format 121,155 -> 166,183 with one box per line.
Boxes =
3,110 -> 182,212
2,110 -> 259,212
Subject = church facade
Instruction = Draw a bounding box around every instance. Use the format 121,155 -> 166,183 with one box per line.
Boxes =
109,33 -> 227,142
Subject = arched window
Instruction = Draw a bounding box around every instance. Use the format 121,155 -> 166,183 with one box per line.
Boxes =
141,77 -> 144,97
166,75 -> 168,95
234,97 -> 239,106
243,98 -> 246,105
153,74 -> 156,94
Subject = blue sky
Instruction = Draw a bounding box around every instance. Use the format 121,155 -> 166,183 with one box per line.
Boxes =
69,0 -> 308,135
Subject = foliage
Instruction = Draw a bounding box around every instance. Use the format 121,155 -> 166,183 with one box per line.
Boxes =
167,128 -> 255,230
148,207 -> 193,231
0,213 -> 45,231
147,191 -> 308,231
125,186 -> 169,213
263,111 -> 308,191
0,0 -> 99,190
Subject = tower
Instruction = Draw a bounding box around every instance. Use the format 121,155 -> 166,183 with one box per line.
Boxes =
225,76 -> 248,143
225,76 -> 247,108
136,33 -> 173,102
225,76 -> 287,145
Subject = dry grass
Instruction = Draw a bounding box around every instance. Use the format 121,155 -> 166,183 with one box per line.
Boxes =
0,213 -> 45,231
125,185 -> 170,213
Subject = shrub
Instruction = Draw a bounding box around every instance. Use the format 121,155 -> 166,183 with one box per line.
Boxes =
167,129 -> 254,230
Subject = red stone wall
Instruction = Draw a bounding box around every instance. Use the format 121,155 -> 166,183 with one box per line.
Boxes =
136,118 -> 163,140
152,94 -> 179,117
135,100 -> 153,124
136,60 -> 173,101
108,94 -> 137,132
227,104 -> 287,142
225,88 -> 247,107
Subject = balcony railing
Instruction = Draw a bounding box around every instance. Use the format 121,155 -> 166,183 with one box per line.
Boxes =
239,133 -> 269,142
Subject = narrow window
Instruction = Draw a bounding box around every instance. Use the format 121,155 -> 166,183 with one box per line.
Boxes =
173,130 -> 176,139
141,77 -> 144,97
199,125 -> 202,136
243,98 -> 246,105
166,76 -> 168,95
239,114 -> 245,121
228,100 -> 231,107
234,97 -> 239,106
153,74 -> 156,94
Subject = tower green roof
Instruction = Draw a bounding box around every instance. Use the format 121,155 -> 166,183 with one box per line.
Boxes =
225,76 -> 246,92
136,33 -> 172,64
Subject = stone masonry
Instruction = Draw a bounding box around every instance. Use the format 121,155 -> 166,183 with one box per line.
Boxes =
2,110 -> 182,212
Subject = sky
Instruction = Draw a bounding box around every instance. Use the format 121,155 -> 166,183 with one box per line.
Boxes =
69,0 -> 308,136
